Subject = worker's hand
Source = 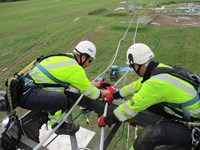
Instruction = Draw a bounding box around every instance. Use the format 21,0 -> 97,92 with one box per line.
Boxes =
98,116 -> 106,127
99,81 -> 111,89
106,85 -> 116,94
104,94 -> 114,104
128,118 -> 137,127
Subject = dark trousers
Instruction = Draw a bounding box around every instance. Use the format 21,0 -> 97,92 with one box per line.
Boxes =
134,121 -> 192,150
132,104 -> 194,150
18,88 -> 68,115
18,88 -> 117,116
65,90 -> 118,117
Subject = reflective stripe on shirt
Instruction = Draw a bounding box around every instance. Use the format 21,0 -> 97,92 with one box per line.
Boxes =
120,83 -> 135,97
91,89 -> 101,99
84,84 -> 100,99
190,107 -> 200,116
152,74 -> 197,97
30,61 -> 78,74
84,84 -> 95,96
114,101 -> 138,121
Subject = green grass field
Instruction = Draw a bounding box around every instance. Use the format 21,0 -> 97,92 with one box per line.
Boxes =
0,0 -> 200,149
0,0 -> 200,84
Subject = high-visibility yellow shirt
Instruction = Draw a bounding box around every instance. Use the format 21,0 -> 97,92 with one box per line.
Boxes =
28,53 -> 100,100
114,63 -> 200,121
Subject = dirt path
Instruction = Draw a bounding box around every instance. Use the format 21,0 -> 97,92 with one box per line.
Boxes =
152,14 -> 200,27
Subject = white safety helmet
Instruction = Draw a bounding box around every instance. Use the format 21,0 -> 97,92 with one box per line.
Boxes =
75,41 -> 96,59
126,43 -> 154,65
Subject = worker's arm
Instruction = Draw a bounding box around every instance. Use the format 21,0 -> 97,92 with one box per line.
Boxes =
92,81 -> 112,89
99,85 -> 116,99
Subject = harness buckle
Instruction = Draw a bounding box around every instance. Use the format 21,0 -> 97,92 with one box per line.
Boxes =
192,127 -> 200,146
23,77 -> 36,88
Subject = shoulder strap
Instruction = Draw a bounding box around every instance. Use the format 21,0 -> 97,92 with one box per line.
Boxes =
28,53 -> 74,88
151,66 -> 199,89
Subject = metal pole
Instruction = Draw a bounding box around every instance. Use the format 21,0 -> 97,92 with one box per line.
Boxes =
99,68 -> 130,150
68,114 -> 78,150
33,94 -> 84,150
99,103 -> 108,150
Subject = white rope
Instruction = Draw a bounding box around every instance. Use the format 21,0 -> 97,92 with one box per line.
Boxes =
99,15 -> 137,150
125,14 -> 142,150
127,124 -> 130,149
94,39 -> 122,81
134,126 -> 138,139
95,15 -> 136,81
132,15 -> 140,44
100,12 -> 144,150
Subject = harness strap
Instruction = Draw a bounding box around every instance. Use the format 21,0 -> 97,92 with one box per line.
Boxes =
192,127 -> 200,147
152,66 -> 200,121
182,87 -> 200,107
181,87 -> 200,120
35,62 -> 69,88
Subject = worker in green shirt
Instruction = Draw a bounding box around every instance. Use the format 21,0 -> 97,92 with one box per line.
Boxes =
18,41 -> 116,142
98,43 -> 200,150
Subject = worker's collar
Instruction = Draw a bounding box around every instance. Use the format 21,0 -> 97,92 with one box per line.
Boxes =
141,61 -> 159,83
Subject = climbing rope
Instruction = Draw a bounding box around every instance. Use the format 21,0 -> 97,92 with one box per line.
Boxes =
132,14 -> 140,44
99,15 -> 137,150
99,12 -> 143,150
94,15 -> 136,81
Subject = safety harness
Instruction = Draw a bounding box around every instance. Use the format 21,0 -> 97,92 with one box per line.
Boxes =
25,53 -> 77,92
1,53 -> 75,149
151,65 -> 200,149
1,75 -> 24,149
151,65 -> 200,121
28,53 -> 76,88
5,53 -> 75,109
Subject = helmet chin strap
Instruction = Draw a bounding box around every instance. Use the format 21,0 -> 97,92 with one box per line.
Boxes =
128,53 -> 142,76
79,54 -> 90,66
134,65 -> 142,76
74,49 -> 90,66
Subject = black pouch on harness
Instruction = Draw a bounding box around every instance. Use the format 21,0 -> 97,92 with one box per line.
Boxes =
1,114 -> 21,150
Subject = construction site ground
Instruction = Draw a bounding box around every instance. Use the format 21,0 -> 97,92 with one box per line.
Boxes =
151,14 -> 200,27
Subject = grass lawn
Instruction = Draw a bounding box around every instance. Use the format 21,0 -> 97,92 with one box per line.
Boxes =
0,0 -> 199,149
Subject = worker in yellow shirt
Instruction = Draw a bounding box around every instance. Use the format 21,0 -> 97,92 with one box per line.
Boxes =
98,43 -> 200,150
18,41 -> 116,142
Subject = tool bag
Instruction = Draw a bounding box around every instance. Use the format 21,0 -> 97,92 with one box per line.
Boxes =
1,113 -> 21,150
4,76 -> 24,113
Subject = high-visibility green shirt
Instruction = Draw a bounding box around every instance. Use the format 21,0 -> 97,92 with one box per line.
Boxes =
114,63 -> 199,121
28,53 -> 100,99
